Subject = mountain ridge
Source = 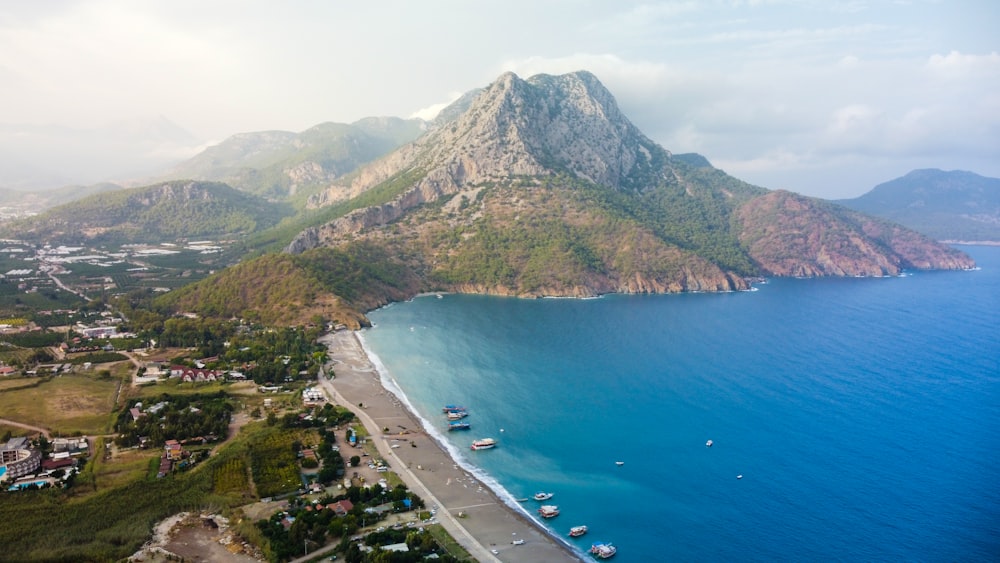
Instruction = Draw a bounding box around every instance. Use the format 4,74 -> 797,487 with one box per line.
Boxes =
837,169 -> 1000,242
0,70 -> 976,328
272,70 -> 972,306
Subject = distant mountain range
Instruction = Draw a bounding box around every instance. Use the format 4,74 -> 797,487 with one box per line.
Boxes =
158,117 -> 427,203
837,169 -> 1000,242
3,181 -> 290,244
2,71 -> 978,327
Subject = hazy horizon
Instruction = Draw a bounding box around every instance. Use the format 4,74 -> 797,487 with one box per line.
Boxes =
1,1 -> 997,198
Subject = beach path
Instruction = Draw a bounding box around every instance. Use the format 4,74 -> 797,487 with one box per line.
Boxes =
317,331 -> 581,563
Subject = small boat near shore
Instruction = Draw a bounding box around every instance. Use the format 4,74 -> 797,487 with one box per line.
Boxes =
442,405 -> 467,413
538,505 -> 559,518
471,438 -> 496,451
590,542 -> 617,559
447,421 -> 470,431
446,410 -> 469,420
533,491 -> 553,501
569,525 -> 588,537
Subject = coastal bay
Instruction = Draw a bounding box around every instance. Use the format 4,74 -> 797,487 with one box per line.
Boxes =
360,245 -> 1000,562
317,331 -> 580,563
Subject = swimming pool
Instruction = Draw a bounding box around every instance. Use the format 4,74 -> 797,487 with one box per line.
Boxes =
8,480 -> 48,491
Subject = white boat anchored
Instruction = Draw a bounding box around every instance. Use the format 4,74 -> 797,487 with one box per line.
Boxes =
471,438 -> 496,451
537,505 -> 559,518
533,491 -> 554,501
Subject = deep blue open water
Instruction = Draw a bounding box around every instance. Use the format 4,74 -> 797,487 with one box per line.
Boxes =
360,245 -> 1000,561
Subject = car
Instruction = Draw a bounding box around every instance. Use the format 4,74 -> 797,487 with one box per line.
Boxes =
491,549 -> 499,555
512,539 -> 525,545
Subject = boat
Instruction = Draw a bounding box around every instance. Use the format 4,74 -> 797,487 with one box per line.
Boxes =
590,542 -> 617,559
471,438 -> 496,451
533,491 -> 553,501
442,405 -> 467,413
569,525 -> 588,537
737,474 -> 743,479
615,461 -> 624,466
706,439 -> 713,447
537,505 -> 559,518
447,421 -> 470,431
446,410 -> 468,420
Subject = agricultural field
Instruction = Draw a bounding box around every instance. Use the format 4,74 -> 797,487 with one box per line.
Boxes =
248,425 -> 321,498
0,371 -> 123,435
92,443 -> 162,492
212,456 -> 252,497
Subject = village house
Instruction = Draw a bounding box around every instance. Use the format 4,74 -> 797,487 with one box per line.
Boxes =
302,387 -> 325,405
330,499 -> 354,516
164,439 -> 183,461
169,365 -> 221,383
51,437 -> 89,456
76,324 -> 118,338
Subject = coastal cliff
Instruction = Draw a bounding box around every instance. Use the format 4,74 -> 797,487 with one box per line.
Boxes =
161,70 -> 974,326
737,190 -> 975,276
285,71 -> 971,294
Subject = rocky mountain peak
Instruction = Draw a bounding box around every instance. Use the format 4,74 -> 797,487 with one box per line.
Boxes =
293,71 -> 665,251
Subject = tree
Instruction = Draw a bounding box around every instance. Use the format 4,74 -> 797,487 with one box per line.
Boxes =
349,455 -> 360,467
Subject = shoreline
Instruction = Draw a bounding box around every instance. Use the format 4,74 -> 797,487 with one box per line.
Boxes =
317,330 -> 582,563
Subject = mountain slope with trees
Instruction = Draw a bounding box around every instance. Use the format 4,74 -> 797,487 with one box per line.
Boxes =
283,71 -> 972,290
161,118 -> 426,203
153,71 -> 974,326
3,180 -> 292,244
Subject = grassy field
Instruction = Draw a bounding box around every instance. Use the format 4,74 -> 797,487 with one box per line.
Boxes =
0,376 -> 42,392
426,523 -> 473,560
0,371 -> 122,435
94,445 -> 162,492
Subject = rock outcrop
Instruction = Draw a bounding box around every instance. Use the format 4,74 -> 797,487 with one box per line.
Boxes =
280,70 -> 973,304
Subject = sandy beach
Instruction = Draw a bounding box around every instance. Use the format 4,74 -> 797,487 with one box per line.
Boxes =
317,331 -> 582,563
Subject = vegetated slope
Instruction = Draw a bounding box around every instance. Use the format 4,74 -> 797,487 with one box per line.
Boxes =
162,118 -> 426,202
836,169 -> 1000,242
160,71 -> 975,326
737,190 -> 974,276
0,182 -> 123,213
158,244 -> 421,328
285,71 -> 972,295
4,180 -> 292,244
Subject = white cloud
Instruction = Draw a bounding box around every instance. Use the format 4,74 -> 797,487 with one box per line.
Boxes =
408,92 -> 465,121
926,50 -> 1000,76
0,1 -> 998,198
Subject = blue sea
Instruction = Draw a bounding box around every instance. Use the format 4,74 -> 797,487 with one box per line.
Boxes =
360,245 -> 1000,562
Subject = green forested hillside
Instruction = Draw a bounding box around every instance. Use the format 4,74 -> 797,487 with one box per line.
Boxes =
4,180 -> 292,244
157,243 -> 422,328
163,118 -> 425,202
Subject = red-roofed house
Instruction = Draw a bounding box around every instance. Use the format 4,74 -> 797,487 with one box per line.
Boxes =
331,500 -> 354,516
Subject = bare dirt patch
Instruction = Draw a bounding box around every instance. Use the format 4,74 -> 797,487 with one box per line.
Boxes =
130,512 -> 263,563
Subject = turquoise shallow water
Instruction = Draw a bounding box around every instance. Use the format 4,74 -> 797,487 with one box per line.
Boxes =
361,246 -> 1000,561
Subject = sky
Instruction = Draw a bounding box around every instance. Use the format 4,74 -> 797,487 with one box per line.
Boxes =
1,0 -> 997,198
